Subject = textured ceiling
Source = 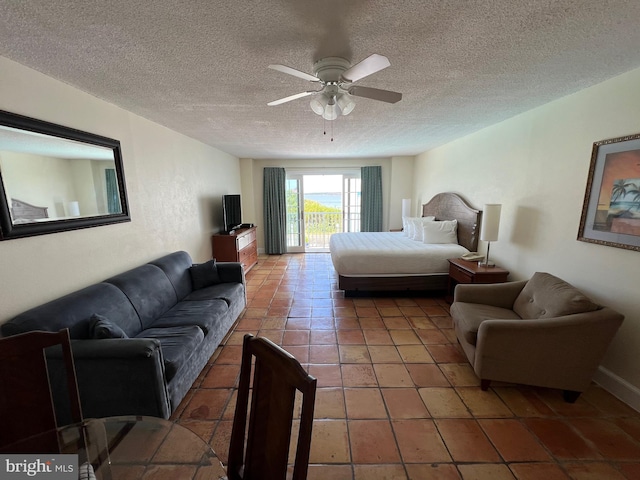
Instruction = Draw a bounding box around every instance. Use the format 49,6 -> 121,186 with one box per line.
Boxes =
1,1 -> 640,159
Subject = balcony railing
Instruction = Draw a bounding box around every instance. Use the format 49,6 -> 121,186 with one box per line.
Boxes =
287,210 -> 361,250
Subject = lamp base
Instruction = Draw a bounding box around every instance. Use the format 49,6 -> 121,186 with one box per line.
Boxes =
478,261 -> 496,267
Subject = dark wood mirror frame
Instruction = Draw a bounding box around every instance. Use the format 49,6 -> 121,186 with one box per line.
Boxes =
0,110 -> 130,240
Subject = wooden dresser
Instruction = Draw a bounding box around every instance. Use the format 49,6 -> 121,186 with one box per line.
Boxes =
211,226 -> 258,273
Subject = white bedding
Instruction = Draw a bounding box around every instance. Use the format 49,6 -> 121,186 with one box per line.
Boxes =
330,232 -> 469,276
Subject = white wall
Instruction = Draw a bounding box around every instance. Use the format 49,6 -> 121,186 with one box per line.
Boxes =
0,56 -> 241,323
413,66 -> 640,408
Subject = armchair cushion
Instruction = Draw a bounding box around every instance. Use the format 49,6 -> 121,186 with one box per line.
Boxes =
451,303 -> 522,345
513,272 -> 600,319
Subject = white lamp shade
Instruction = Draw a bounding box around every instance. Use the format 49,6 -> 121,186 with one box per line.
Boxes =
401,198 -> 412,218
480,204 -> 502,242
336,94 -> 356,115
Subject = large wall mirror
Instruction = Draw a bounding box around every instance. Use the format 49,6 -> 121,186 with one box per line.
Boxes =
0,110 -> 130,240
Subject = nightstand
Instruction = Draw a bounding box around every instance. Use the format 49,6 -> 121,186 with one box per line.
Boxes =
447,258 -> 509,302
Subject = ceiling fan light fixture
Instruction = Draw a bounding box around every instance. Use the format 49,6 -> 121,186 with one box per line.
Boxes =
310,95 -> 328,115
336,93 -> 355,115
322,99 -> 340,120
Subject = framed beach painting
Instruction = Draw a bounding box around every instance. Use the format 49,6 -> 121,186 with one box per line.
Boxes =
578,133 -> 640,252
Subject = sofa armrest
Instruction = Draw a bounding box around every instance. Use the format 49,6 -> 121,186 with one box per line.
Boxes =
216,262 -> 245,284
474,307 -> 624,392
48,338 -> 171,422
453,280 -> 528,309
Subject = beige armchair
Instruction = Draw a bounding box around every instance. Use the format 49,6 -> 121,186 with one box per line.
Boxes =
450,272 -> 624,402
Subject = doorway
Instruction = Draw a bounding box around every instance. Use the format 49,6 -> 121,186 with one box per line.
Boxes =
286,172 -> 361,252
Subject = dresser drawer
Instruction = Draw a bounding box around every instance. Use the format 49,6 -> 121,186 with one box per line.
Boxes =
237,229 -> 257,250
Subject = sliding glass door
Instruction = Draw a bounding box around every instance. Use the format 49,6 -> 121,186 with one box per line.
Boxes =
285,171 -> 361,252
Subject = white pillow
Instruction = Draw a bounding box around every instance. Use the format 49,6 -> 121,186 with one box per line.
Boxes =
408,216 -> 435,241
423,219 -> 458,244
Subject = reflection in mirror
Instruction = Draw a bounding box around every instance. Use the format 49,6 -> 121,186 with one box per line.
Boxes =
0,110 -> 130,240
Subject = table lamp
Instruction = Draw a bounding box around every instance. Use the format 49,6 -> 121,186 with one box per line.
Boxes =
479,204 -> 501,267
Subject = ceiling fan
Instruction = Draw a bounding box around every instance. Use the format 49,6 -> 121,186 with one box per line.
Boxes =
267,54 -> 402,120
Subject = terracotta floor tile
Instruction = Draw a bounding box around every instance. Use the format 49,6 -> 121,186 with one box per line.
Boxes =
234,318 -> 263,331
344,388 -> 388,419
439,363 -> 480,387
381,388 -> 430,419
257,329 -> 284,345
493,387 -> 555,417
568,417 -> 640,459
404,463 -> 461,479
183,389 -> 232,420
613,417 -> 640,442
342,364 -> 378,387
336,318 -> 361,329
355,306 -> 380,317
374,364 -> 414,387
618,463 -> 640,479
309,420 -> 351,463
435,419 -> 500,462
392,419 -> 451,463
286,317 -> 311,329
209,419 -> 233,464
309,344 -> 340,364
363,329 -> 394,345
310,329 -> 337,345
415,329 -> 449,345
339,345 -> 372,363
478,419 -> 551,461
523,418 -> 602,460
337,329 -> 366,344
406,364 -> 450,387
382,317 -> 412,329
358,317 -> 387,329
457,464 -> 515,480
261,317 -> 287,329
582,385 -> 640,416
213,345 -> 243,364
349,420 -> 401,464
534,388 -> 600,417
425,344 -> 467,362
307,464 -> 353,480
313,307 -> 334,318
353,464 -> 406,480
308,364 -> 343,387
311,317 -> 335,329
396,345 -> 434,363
378,306 -> 403,317
368,345 -> 403,363
282,329 -> 310,345
200,364 -> 240,388
407,316 -> 437,329
456,387 -> 513,418
390,329 -> 422,345
562,462 -> 627,479
508,463 -> 571,480
418,387 -> 471,418
314,387 -> 346,419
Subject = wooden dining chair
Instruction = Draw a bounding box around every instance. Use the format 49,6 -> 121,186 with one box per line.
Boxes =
0,328 -> 83,452
227,334 -> 317,480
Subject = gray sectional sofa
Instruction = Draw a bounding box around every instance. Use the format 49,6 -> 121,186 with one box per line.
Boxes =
1,251 -> 246,420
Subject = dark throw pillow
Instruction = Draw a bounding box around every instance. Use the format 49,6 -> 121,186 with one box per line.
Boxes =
89,314 -> 128,339
189,259 -> 221,290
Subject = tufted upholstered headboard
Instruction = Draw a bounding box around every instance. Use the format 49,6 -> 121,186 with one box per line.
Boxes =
422,192 -> 481,252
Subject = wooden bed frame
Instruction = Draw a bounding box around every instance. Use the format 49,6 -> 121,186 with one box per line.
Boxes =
337,192 -> 481,295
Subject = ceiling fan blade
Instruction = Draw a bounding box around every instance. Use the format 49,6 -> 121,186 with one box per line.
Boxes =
348,86 -> 402,104
267,91 -> 316,106
268,64 -> 320,83
341,54 -> 391,83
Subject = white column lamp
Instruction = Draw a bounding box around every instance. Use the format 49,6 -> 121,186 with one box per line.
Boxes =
479,204 -> 502,267
401,198 -> 412,218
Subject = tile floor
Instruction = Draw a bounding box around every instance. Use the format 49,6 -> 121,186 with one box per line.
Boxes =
171,253 -> 640,480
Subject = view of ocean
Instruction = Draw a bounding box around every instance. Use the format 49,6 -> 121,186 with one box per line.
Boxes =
305,192 -> 342,209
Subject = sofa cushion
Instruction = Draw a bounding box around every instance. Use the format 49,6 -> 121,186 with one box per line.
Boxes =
1,283 -> 142,339
189,260 -> 221,290
184,282 -> 244,306
149,251 -> 194,301
451,302 -> 522,345
135,326 -> 204,381
89,314 -> 128,339
513,272 -> 600,319
151,299 -> 230,336
105,265 -> 178,329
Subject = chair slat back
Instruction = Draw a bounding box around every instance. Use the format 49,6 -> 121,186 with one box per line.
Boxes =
228,334 -> 317,480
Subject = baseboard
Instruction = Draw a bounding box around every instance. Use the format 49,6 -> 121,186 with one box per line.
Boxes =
593,366 -> 640,412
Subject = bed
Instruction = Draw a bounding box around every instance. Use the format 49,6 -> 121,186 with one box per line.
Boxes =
330,192 -> 481,295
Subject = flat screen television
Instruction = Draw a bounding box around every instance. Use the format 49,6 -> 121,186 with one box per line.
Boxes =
222,194 -> 242,232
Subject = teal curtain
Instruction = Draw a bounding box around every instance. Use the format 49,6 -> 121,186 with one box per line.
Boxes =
360,166 -> 383,232
263,167 -> 287,254
105,169 -> 120,214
